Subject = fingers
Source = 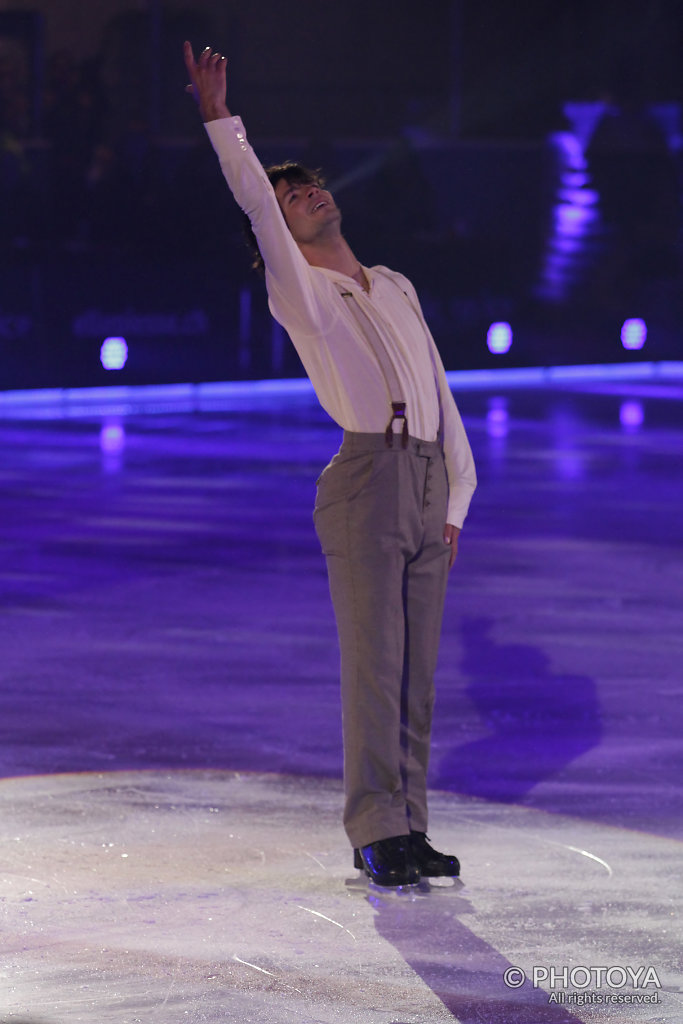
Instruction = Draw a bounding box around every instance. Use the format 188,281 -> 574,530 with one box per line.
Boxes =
443,523 -> 460,569
183,40 -> 197,79
183,41 -> 226,78
197,45 -> 226,70
184,42 -> 228,113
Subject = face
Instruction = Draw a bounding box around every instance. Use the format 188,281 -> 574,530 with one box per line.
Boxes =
274,178 -> 341,244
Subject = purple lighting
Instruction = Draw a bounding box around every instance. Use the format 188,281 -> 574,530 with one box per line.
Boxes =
534,131 -> 600,303
100,422 -> 125,453
621,319 -> 647,351
620,400 -> 644,429
100,337 -> 128,370
487,322 -> 513,355
486,397 -> 509,438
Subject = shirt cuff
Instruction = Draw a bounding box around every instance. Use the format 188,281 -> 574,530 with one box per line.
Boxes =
204,115 -> 249,157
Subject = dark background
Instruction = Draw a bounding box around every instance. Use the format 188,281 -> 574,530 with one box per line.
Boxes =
1,0 -> 682,388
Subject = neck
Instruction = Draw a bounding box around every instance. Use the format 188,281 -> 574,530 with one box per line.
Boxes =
299,234 -> 364,283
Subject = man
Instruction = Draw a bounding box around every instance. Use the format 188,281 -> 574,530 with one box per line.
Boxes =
184,42 -> 476,887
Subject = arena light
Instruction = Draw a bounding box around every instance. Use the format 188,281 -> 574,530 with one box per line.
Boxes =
100,336 -> 128,370
487,322 -> 513,355
620,319 -> 647,351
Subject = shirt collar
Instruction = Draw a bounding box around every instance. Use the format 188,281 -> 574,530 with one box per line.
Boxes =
313,264 -> 374,293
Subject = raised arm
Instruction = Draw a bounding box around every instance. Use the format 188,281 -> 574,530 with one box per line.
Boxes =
182,41 -> 325,341
183,41 -> 231,123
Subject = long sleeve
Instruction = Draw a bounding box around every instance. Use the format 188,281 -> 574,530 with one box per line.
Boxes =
204,116 -> 325,338
397,274 -> 477,528
433,345 -> 477,527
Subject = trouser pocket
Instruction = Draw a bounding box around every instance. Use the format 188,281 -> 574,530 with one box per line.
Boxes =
313,451 -> 375,556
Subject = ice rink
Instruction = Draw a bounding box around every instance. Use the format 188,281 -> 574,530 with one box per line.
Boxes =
1,367 -> 681,1022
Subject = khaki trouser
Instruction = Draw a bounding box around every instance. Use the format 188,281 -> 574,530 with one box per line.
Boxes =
313,431 -> 450,849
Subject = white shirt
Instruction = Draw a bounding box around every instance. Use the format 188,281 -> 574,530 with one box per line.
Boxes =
205,116 -> 476,528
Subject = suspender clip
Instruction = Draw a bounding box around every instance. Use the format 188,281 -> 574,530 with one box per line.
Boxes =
385,401 -> 409,449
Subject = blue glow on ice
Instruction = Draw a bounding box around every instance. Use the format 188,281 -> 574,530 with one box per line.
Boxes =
100,422 -> 125,452
486,397 -> 509,438
620,400 -> 644,429
2,362 -> 683,419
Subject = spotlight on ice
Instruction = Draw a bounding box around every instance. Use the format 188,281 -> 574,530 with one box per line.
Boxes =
620,401 -> 644,429
487,322 -> 513,355
100,336 -> 128,370
486,397 -> 509,438
100,422 -> 125,453
620,319 -> 647,351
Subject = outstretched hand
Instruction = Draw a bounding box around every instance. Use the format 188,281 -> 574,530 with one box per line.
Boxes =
183,41 -> 231,122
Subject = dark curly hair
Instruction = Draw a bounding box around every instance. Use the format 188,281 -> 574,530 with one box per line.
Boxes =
242,160 -> 325,274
